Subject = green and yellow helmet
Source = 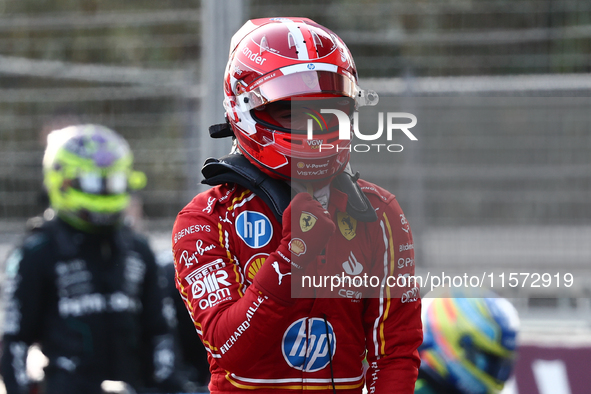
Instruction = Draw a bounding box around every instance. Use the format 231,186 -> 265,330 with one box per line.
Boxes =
419,290 -> 520,394
42,124 -> 146,231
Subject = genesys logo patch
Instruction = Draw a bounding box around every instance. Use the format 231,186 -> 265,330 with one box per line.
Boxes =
236,211 -> 273,249
282,317 -> 336,373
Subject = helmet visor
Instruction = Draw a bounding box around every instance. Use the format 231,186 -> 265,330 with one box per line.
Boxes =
72,171 -> 128,195
252,97 -> 355,135
461,337 -> 516,382
239,70 -> 377,111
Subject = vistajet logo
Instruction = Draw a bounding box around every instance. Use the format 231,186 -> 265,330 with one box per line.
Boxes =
306,110 -> 417,153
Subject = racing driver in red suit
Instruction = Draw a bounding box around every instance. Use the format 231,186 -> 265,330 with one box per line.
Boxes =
173,17 -> 422,393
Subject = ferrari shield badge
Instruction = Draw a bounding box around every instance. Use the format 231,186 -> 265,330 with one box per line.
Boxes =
299,211 -> 317,232
337,212 -> 357,241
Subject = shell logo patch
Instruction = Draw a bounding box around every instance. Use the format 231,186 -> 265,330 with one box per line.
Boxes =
299,212 -> 317,233
289,238 -> 307,256
244,253 -> 269,283
337,212 -> 357,241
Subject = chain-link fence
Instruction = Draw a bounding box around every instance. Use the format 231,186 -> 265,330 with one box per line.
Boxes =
0,3 -> 203,233
351,89 -> 591,305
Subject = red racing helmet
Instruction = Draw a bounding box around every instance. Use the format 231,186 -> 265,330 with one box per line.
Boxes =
223,17 -> 378,182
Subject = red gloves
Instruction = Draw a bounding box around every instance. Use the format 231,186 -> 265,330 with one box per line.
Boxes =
253,193 -> 335,304
280,192 -> 336,269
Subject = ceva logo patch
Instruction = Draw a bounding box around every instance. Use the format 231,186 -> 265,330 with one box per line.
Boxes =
235,211 -> 273,249
282,317 -> 336,373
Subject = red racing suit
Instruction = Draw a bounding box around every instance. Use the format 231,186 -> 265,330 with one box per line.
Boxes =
172,179 -> 422,393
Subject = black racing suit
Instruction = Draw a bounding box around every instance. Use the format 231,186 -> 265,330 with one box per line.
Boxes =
0,216 -> 176,394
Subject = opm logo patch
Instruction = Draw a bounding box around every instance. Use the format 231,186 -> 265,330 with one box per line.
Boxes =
282,317 -> 336,373
235,211 -> 273,248
190,271 -> 232,310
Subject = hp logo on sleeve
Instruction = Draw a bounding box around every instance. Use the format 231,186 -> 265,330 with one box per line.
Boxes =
235,211 -> 273,249
282,317 -> 336,373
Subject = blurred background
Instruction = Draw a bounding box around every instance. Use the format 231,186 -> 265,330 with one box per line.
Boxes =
0,0 -> 589,393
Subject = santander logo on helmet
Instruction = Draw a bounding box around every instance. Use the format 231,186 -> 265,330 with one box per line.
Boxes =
222,17 -> 378,183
